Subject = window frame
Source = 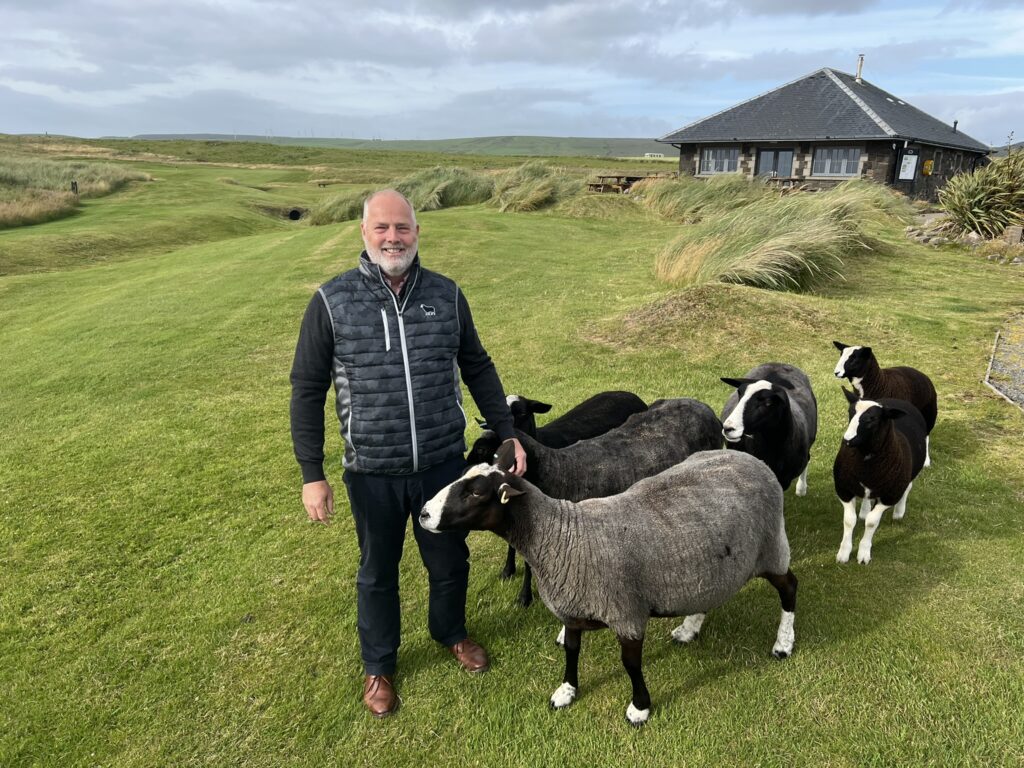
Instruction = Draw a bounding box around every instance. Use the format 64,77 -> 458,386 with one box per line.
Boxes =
698,146 -> 740,175
810,146 -> 862,177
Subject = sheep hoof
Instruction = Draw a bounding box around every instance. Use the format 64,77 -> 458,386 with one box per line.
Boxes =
670,625 -> 698,644
857,550 -> 872,565
772,647 -> 790,660
836,548 -> 851,564
625,703 -> 650,726
499,566 -> 515,580
550,683 -> 577,709
518,593 -> 533,608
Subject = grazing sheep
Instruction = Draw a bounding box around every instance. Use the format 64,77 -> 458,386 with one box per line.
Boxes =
834,388 -> 927,564
469,397 -> 719,607
833,341 -> 937,467
720,363 -> 818,495
472,392 -> 648,604
420,442 -> 797,726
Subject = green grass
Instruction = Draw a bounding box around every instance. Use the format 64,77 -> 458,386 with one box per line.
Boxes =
1,146 -> 1023,766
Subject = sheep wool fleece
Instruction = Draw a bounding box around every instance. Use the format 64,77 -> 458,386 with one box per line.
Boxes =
321,256 -> 467,474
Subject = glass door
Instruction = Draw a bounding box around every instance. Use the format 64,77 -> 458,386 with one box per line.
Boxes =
757,149 -> 794,177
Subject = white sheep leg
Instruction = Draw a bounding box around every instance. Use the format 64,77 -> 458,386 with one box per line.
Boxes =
555,625 -> 566,646
924,436 -> 931,468
772,610 -> 796,658
892,482 -> 912,520
836,499 -> 858,563
795,464 -> 809,497
670,613 -> 706,644
857,502 -> 891,564
858,495 -> 872,520
550,682 -> 577,709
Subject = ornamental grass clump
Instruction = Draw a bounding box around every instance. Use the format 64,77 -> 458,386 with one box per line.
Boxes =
394,166 -> 494,212
631,174 -> 774,223
490,162 -> 584,212
306,188 -> 370,225
938,153 -> 1024,238
655,180 -> 913,291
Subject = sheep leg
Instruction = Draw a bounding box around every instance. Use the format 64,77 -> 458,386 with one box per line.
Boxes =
892,482 -> 912,521
857,502 -> 891,564
670,613 -> 706,644
858,495 -> 872,520
795,463 -> 809,497
499,545 -> 516,579
836,498 -> 858,563
619,635 -> 651,726
517,563 -> 533,608
550,627 -> 582,710
555,625 -> 566,646
924,436 -> 931,468
764,570 -> 798,658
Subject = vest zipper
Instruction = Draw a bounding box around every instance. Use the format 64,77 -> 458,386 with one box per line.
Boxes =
378,265 -> 422,473
380,308 -> 391,352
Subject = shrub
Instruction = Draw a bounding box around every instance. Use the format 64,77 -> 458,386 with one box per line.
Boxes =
938,153 -> 1024,238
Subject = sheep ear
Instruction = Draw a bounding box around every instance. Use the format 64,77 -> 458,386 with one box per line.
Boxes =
527,399 -> 553,414
498,483 -> 524,505
883,405 -> 907,420
721,377 -> 744,389
775,379 -> 795,390
833,340 -> 848,351
841,386 -> 858,404
495,440 -> 517,471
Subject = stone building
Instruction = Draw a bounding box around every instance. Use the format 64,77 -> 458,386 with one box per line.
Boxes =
656,65 -> 990,200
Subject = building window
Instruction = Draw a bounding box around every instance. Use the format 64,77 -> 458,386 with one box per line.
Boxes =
699,147 -> 739,174
811,147 -> 861,176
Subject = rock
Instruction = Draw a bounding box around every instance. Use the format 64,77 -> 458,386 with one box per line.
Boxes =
966,231 -> 983,243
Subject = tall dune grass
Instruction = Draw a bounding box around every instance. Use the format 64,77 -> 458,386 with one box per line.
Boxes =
0,155 -> 150,229
490,162 -> 584,212
631,174 -> 775,222
394,166 -> 494,212
655,179 -> 915,291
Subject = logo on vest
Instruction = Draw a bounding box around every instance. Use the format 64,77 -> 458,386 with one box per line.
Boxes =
420,304 -> 436,317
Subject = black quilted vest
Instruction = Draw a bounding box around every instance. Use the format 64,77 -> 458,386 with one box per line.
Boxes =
319,254 -> 466,474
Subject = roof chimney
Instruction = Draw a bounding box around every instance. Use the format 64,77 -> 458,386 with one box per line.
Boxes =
855,54 -> 864,83
953,119 -> 959,132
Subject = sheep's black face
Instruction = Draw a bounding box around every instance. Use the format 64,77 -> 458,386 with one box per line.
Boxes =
420,465 -> 511,533
507,395 -> 551,437
843,399 -> 901,449
721,379 -> 787,442
833,342 -> 873,379
466,431 -> 502,467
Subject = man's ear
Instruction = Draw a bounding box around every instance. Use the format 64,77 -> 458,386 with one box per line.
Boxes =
498,482 -> 525,505
495,440 -> 517,471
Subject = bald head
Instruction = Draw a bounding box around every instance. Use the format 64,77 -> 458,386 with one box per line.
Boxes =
361,189 -> 420,277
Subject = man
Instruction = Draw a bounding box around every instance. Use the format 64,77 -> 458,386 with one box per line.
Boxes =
290,189 -> 526,718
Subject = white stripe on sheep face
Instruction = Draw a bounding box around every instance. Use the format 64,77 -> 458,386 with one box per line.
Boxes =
834,345 -> 861,378
722,380 -> 773,443
843,399 -> 881,443
420,463 -> 498,532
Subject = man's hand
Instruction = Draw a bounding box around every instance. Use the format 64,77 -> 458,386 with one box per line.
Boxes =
303,480 -> 335,523
508,438 -> 527,477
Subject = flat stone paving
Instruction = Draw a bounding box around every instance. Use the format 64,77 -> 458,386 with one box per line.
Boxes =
987,314 -> 1024,409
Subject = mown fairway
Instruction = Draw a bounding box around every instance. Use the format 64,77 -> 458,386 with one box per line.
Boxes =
1,144 -> 1023,767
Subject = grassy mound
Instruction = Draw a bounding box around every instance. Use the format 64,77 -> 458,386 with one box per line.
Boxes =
489,161 -> 584,212
938,152 -> 1024,238
0,155 -> 151,229
394,165 -> 494,212
655,179 -> 914,291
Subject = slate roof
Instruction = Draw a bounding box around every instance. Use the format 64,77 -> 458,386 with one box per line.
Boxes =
657,68 -> 990,153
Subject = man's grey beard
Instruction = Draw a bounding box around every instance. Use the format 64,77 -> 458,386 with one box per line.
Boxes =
365,243 -> 417,277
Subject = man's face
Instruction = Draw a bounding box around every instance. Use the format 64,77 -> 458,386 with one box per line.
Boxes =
361,193 -> 419,277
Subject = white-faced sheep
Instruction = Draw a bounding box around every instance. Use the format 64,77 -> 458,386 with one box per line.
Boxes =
720,363 -> 818,495
834,388 -> 928,564
420,442 -> 797,727
833,341 -> 937,467
469,391 -> 648,605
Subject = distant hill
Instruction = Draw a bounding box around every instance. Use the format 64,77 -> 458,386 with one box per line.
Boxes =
991,141 -> 1024,157
128,134 -> 673,158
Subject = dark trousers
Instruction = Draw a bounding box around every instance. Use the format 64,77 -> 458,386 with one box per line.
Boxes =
343,456 -> 469,676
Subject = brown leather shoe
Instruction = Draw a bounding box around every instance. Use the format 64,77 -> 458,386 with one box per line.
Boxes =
449,637 -> 490,673
362,674 -> 399,718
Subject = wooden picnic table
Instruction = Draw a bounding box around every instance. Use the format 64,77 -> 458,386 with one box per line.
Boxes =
587,171 -> 677,193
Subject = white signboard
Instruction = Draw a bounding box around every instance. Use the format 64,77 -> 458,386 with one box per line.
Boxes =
898,150 -> 919,181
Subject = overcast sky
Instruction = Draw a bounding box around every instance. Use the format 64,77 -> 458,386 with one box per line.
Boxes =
2,0 -> 1022,147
